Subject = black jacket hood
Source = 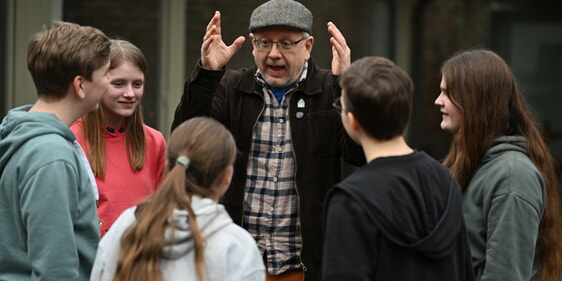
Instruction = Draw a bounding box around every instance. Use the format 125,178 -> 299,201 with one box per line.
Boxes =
333,151 -> 464,258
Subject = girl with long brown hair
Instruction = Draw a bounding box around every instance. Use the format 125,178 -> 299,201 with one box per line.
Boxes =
90,117 -> 265,281
71,39 -> 166,236
435,49 -> 561,281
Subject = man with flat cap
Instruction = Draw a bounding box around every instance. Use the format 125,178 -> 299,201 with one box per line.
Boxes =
171,0 -> 364,280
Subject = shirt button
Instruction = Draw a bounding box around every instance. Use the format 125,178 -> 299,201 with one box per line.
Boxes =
276,146 -> 282,152
269,207 -> 275,212
279,118 -> 285,123
272,176 -> 278,182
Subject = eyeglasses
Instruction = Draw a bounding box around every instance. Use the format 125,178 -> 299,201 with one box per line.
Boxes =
253,38 -> 305,51
332,97 -> 343,114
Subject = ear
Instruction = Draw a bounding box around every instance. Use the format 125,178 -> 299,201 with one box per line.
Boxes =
221,165 -> 234,187
304,36 -> 314,59
72,75 -> 86,100
216,165 -> 234,197
250,33 -> 257,57
346,111 -> 360,131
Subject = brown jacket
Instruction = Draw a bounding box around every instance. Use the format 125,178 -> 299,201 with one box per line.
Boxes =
171,58 -> 364,280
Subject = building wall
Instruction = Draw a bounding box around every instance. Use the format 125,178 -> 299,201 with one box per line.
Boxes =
61,0 -> 394,134
63,0 -> 161,129
182,0 -> 381,71
3,0 -> 561,171
410,0 -> 492,160
410,0 -> 562,172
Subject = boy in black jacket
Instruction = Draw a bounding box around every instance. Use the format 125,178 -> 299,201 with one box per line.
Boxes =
322,56 -> 474,281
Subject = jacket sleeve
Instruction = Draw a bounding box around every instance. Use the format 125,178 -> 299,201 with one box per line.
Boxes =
90,208 -> 137,281
482,195 -> 542,281
322,189 -> 377,280
89,247 -> 106,281
171,61 -> 226,132
21,161 -> 87,281
480,164 -> 544,281
232,237 -> 266,281
215,225 -> 266,281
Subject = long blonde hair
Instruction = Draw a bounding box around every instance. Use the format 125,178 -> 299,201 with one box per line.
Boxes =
79,39 -> 147,178
112,117 -> 237,281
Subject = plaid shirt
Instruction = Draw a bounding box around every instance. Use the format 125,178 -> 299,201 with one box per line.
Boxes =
243,66 -> 308,275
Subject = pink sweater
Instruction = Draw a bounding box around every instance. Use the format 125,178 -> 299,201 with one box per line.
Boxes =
71,122 -> 166,236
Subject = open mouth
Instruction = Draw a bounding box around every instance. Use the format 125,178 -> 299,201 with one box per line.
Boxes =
268,65 -> 285,73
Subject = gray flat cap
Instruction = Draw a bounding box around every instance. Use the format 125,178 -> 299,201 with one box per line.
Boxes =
249,0 -> 313,34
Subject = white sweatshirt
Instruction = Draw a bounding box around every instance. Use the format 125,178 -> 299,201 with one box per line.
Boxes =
90,196 -> 265,281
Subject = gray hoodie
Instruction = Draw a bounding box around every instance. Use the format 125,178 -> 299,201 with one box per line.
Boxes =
0,105 -> 100,281
463,136 -> 545,281
90,196 -> 265,281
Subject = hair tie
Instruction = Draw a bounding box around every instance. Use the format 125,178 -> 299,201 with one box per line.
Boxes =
176,156 -> 190,169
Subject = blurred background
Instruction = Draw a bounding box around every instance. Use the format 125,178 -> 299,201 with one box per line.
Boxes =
2,0 -> 561,174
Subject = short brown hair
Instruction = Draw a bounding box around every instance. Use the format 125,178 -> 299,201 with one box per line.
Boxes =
27,21 -> 110,101
339,56 -> 413,140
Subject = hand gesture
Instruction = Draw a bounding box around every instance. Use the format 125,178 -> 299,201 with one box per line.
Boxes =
201,11 -> 246,70
327,22 -> 350,76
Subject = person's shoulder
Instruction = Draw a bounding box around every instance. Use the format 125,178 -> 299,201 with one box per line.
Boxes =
212,220 -> 257,246
339,163 -> 375,185
479,147 -> 539,180
112,207 -> 137,227
10,135 -> 80,183
142,124 -> 166,141
306,61 -> 332,77
100,207 -> 137,244
69,119 -> 83,132
331,170 -> 369,199
211,65 -> 255,84
225,65 -> 256,75
502,149 -> 537,171
142,124 -> 163,135
25,133 -> 75,158
471,148 -> 544,200
69,120 -> 86,142
407,151 -> 452,175
222,66 -> 259,90
410,151 -> 461,190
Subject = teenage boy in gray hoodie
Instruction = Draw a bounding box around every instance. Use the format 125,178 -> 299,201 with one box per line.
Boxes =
0,21 -> 111,281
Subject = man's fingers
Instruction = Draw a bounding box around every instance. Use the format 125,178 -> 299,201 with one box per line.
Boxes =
206,11 -> 221,32
229,36 -> 246,52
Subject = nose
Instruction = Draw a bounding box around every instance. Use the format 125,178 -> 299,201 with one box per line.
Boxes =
434,92 -> 444,106
123,84 -> 135,97
268,43 -> 282,58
